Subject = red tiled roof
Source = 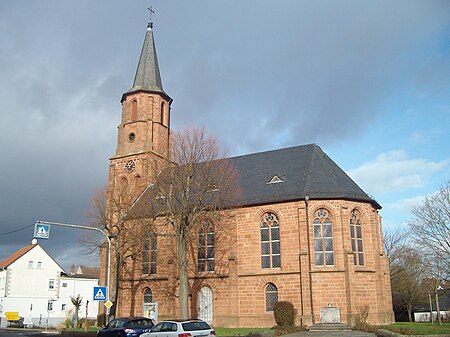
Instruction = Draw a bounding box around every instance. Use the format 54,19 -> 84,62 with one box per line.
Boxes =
0,244 -> 37,269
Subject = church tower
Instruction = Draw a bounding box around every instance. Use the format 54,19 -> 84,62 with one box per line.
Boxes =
108,17 -> 172,198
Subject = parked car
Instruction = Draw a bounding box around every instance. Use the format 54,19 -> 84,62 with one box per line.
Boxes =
97,317 -> 155,337
142,319 -> 215,337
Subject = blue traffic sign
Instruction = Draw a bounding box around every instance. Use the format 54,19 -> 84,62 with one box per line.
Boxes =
34,223 -> 50,239
93,286 -> 107,301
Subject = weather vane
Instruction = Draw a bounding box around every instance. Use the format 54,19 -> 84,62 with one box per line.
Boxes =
147,6 -> 155,28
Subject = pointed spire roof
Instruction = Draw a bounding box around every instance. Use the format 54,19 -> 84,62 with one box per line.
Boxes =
123,18 -> 170,101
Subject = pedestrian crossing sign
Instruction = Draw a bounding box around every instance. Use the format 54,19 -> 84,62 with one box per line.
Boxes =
34,223 -> 50,239
93,286 -> 107,301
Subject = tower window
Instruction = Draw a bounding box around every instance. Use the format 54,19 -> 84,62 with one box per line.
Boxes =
143,234 -> 157,275
160,102 -> 165,125
131,100 -> 137,121
129,132 -> 136,142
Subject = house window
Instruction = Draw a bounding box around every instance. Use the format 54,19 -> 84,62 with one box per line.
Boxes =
47,300 -> 54,311
313,208 -> 334,266
144,288 -> 152,303
143,234 -> 157,275
261,212 -> 281,268
265,283 -> 278,312
37,261 -> 42,269
62,282 -> 68,288
198,221 -> 215,272
48,279 -> 55,290
61,304 -> 66,311
28,261 -> 33,268
350,210 -> 364,265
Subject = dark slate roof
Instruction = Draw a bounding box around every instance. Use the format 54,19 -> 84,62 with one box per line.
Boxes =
126,143 -> 380,219
229,143 -> 380,208
122,23 -> 169,101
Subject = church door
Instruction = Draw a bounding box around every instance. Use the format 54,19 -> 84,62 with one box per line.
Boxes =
198,286 -> 213,323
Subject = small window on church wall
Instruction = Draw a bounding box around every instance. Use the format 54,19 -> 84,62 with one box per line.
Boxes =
143,234 -> 157,275
134,175 -> 142,191
144,288 -> 152,303
265,283 -> 278,312
198,221 -> 215,272
313,208 -> 334,266
350,210 -> 364,266
131,100 -> 137,121
261,212 -> 281,269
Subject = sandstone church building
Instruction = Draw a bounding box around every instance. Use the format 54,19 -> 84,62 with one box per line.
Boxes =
100,17 -> 394,327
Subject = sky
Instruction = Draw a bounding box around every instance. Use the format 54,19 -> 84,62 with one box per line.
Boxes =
0,1 -> 449,272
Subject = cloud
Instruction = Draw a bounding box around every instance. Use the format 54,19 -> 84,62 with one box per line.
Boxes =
386,194 -> 426,213
347,151 -> 449,195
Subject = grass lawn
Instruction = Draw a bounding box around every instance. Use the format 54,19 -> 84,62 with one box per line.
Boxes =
214,327 -> 271,336
387,322 -> 450,335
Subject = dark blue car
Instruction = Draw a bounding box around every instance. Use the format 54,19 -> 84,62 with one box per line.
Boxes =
98,317 -> 154,337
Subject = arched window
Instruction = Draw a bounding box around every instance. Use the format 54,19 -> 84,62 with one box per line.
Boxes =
143,234 -> 157,275
131,100 -> 137,121
313,208 -> 334,266
198,221 -> 214,272
119,177 -> 128,196
265,283 -> 278,312
160,102 -> 165,125
134,175 -> 142,192
143,288 -> 152,303
350,210 -> 364,265
261,212 -> 280,268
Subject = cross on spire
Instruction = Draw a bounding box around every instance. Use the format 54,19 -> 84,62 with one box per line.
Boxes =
147,6 -> 155,28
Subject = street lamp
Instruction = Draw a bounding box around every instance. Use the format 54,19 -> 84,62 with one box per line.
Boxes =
35,221 -> 112,321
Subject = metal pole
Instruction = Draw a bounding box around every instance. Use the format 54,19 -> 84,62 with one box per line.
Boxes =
36,220 -> 111,321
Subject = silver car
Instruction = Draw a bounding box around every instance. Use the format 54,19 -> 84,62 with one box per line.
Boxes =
142,319 -> 215,337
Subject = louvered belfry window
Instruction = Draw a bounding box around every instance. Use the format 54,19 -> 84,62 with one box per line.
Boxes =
261,212 -> 281,268
350,210 -> 364,265
313,208 -> 334,266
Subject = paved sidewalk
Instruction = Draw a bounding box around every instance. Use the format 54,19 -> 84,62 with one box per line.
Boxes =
284,331 -> 376,337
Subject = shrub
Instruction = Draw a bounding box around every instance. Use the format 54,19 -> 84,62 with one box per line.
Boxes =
352,305 -> 370,331
273,301 -> 295,327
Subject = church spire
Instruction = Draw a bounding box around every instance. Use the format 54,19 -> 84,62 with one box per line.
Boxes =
123,9 -> 169,100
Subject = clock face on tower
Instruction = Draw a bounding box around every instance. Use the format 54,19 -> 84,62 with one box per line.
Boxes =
124,160 -> 135,173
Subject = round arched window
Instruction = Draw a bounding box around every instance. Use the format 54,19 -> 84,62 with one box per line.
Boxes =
144,288 -> 152,303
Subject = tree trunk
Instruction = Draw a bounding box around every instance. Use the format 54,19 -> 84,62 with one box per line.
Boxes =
406,304 -> 413,322
111,250 -> 122,318
75,306 -> 79,328
177,229 -> 189,320
435,290 -> 442,325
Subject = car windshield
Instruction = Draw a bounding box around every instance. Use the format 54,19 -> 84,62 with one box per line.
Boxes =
181,321 -> 210,331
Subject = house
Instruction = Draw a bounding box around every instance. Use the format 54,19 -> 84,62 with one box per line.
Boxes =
0,241 -> 99,328
99,17 -> 394,327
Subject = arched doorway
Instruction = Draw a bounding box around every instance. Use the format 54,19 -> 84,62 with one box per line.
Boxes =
198,286 -> 213,323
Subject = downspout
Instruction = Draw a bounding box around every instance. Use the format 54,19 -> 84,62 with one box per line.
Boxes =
305,196 -> 315,324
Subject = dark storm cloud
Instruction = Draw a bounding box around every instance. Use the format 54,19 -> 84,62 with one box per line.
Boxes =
1,0 -> 449,270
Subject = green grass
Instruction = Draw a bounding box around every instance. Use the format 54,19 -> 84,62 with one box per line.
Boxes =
214,327 -> 271,336
386,322 -> 450,335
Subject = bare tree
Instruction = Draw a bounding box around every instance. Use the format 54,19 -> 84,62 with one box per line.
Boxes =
70,294 -> 83,328
383,227 -> 409,278
390,246 -> 427,322
409,181 -> 450,277
140,128 -> 241,320
86,185 -> 148,318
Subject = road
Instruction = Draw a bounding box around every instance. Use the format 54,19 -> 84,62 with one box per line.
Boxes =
0,329 -> 59,337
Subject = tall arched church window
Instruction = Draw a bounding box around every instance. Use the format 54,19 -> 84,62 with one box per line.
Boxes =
134,175 -> 142,192
131,100 -> 137,121
143,233 -> 157,275
120,177 -> 128,196
198,221 -> 214,272
261,212 -> 281,268
143,288 -> 152,303
313,208 -> 334,266
350,210 -> 364,265
265,283 -> 278,312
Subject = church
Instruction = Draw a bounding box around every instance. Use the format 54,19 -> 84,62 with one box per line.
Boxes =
100,17 -> 394,327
